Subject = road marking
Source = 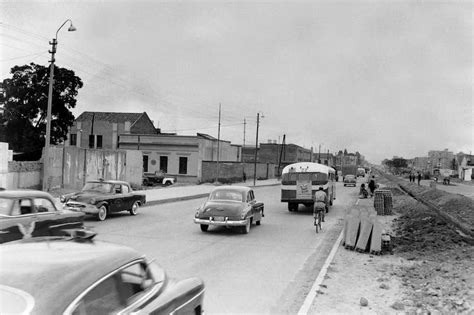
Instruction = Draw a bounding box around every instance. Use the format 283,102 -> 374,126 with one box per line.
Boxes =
297,198 -> 359,315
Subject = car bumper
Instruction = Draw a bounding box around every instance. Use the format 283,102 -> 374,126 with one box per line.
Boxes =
194,217 -> 247,227
65,203 -> 100,215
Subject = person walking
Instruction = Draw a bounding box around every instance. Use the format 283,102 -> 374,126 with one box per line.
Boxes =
313,187 -> 327,222
408,173 -> 412,182
368,175 -> 376,197
417,172 -> 422,185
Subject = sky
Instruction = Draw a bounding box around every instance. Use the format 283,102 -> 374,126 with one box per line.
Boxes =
0,0 -> 472,164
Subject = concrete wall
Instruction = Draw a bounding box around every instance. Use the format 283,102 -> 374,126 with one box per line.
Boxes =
0,142 -> 12,188
7,161 -> 42,189
201,161 -> 275,183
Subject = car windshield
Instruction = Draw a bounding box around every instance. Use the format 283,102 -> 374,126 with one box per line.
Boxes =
0,198 -> 14,215
346,175 -> 355,180
82,182 -> 113,193
209,190 -> 244,202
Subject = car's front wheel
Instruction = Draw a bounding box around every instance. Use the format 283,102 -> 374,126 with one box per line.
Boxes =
130,201 -> 139,216
200,224 -> 209,232
97,205 -> 108,221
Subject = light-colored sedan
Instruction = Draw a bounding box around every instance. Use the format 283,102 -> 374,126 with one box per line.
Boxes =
343,175 -> 357,187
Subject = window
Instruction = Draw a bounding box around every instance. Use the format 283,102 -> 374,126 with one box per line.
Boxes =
33,198 -> 56,213
122,185 -> 130,194
70,134 -> 77,146
89,135 -> 95,148
71,275 -> 123,315
118,262 -> 154,305
159,156 -> 168,173
96,135 -> 103,149
143,155 -> 149,173
179,157 -> 187,174
113,185 -> 122,194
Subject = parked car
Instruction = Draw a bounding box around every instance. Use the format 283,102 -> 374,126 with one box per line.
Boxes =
0,235 -> 205,314
0,189 -> 85,243
343,174 -> 357,187
194,186 -> 264,234
143,170 -> 176,186
61,179 -> 146,221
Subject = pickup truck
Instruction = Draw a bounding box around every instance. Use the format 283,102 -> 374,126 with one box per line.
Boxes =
143,171 -> 176,186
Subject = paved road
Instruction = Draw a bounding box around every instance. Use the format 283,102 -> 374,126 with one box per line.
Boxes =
84,182 -> 358,314
402,178 -> 474,199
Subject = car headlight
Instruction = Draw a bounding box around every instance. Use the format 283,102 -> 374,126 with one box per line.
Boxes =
60,196 -> 66,203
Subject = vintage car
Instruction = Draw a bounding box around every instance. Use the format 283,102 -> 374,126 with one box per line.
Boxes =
61,179 -> 146,221
143,170 -> 176,186
343,174 -> 357,187
0,189 -> 85,243
194,186 -> 264,234
0,235 -> 205,314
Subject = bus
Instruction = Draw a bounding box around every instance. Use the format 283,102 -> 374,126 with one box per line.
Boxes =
281,162 -> 336,212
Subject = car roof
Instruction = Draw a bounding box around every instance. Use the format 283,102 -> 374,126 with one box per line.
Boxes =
0,239 -> 143,314
0,190 -> 55,200
211,185 -> 251,193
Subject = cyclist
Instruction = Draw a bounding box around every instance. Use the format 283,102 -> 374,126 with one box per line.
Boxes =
313,186 -> 327,223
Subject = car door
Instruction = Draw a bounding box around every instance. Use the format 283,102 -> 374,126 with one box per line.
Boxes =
0,198 -> 37,243
111,184 -> 124,212
121,184 -> 134,210
33,197 -> 83,237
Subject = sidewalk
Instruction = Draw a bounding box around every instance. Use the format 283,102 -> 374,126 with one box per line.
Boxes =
137,178 -> 281,207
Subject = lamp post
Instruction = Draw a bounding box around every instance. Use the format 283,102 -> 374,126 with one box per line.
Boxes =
253,112 -> 264,186
45,19 -> 76,148
43,20 -> 76,191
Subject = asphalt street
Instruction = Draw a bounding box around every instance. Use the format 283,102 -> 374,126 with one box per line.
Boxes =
83,181 -> 359,314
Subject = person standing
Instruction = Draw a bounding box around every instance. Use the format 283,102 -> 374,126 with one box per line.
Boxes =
313,187 -> 327,222
368,175 -> 376,197
409,173 -> 412,182
417,172 -> 422,185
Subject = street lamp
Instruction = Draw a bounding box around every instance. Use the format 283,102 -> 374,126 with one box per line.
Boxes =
45,19 -> 76,148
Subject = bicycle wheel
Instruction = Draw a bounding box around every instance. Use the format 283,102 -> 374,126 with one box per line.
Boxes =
314,216 -> 319,233
318,212 -> 323,231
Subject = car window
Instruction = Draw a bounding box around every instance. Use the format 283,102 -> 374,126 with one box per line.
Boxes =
122,185 -> 130,194
118,262 -> 154,305
82,182 -> 113,193
113,185 -> 122,194
210,191 -> 243,201
71,275 -> 123,315
33,198 -> 56,213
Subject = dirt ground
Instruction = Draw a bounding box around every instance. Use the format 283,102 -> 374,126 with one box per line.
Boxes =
312,178 -> 474,314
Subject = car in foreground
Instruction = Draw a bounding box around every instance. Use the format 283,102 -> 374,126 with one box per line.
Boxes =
0,189 -> 84,243
61,179 -> 146,221
194,186 -> 264,234
343,174 -> 357,187
0,234 -> 205,314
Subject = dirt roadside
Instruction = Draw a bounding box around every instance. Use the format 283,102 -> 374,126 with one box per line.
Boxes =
310,176 -> 474,314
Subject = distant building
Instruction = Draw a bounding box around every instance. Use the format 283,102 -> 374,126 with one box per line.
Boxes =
242,142 -> 311,164
67,111 -> 158,150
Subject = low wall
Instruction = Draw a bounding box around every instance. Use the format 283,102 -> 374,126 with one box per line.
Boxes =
7,161 -> 42,189
201,161 -> 275,183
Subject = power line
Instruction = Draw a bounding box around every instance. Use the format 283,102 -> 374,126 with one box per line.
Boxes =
0,51 -> 47,62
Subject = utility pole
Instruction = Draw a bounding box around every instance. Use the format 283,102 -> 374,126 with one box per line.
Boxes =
318,144 -> 321,163
253,113 -> 260,186
327,149 -> 329,165
243,118 -> 246,148
216,103 -> 221,183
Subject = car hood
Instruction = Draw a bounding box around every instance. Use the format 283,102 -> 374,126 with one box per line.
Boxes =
65,191 -> 106,203
200,201 -> 246,217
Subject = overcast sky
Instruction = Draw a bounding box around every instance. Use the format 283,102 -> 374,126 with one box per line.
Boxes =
1,0 -> 472,163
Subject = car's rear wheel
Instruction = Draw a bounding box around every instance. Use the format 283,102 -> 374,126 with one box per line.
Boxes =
130,201 -> 139,216
200,224 -> 209,232
97,205 -> 107,221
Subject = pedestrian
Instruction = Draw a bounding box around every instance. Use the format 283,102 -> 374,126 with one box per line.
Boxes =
313,186 -> 327,222
243,171 -> 246,182
417,172 -> 422,185
359,183 -> 368,199
368,176 -> 376,197
408,174 -> 412,182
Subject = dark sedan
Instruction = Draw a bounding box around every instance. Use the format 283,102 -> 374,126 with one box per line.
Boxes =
194,186 -> 264,234
0,190 -> 84,243
61,179 -> 146,221
0,236 -> 205,314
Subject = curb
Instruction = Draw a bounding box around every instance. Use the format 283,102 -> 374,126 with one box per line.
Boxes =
143,182 -> 281,208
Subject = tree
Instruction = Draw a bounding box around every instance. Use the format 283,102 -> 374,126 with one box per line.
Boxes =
0,63 -> 83,153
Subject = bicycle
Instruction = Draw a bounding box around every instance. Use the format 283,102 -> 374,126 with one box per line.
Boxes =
313,209 -> 323,233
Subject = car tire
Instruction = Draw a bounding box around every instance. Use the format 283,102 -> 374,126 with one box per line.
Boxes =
130,201 -> 139,216
164,181 -> 172,186
200,224 -> 209,232
242,218 -> 250,234
97,205 -> 107,221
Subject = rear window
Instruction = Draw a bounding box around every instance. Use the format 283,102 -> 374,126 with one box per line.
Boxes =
282,172 -> 328,182
210,190 -> 243,201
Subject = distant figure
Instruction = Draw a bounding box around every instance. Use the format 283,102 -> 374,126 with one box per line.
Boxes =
408,174 -> 412,182
313,187 -> 327,221
359,183 -> 368,199
243,172 -> 247,182
368,176 -> 376,197
417,172 -> 422,185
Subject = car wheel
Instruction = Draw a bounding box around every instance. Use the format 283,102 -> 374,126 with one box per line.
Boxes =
200,224 -> 209,232
130,201 -> 139,216
242,218 -> 250,234
164,181 -> 171,186
97,205 -> 107,221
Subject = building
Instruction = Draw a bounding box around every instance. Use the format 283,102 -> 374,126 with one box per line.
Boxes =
67,111 -> 158,150
118,133 -> 241,183
428,149 -> 455,171
242,142 -> 312,164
